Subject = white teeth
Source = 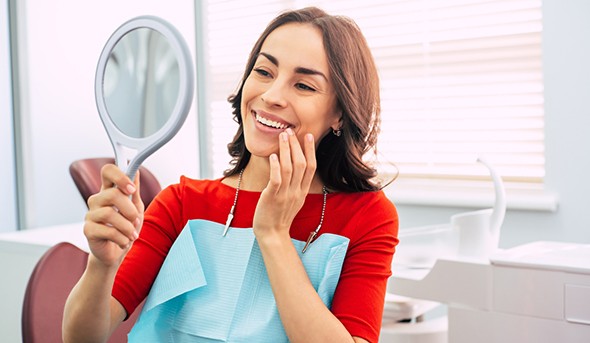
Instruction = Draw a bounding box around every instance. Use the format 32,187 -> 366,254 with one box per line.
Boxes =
255,113 -> 288,129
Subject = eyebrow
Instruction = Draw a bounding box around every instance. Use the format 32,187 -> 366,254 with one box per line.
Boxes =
258,52 -> 328,82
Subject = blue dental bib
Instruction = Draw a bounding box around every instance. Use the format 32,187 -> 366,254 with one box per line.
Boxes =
128,219 -> 349,342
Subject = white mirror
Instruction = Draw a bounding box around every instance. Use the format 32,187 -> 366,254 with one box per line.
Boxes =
95,15 -> 194,180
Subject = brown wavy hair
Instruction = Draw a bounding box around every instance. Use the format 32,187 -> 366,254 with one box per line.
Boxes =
225,7 -> 382,192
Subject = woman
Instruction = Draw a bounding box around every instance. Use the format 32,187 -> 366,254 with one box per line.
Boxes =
64,7 -> 398,343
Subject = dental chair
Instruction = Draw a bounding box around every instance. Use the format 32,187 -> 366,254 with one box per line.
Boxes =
21,242 -> 143,343
69,157 -> 162,208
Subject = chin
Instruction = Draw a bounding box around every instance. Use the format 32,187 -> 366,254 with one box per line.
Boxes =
243,139 -> 278,159
247,148 -> 278,159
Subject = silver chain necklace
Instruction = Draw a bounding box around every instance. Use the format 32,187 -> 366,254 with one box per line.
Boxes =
222,169 -> 327,254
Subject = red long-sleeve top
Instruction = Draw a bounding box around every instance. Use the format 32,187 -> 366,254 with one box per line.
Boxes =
112,176 -> 398,342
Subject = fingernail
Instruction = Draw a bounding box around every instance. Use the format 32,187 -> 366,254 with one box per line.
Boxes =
126,184 -> 136,194
270,154 -> 278,161
306,133 -> 314,142
281,132 -> 288,141
286,128 -> 294,136
134,218 -> 140,227
132,231 -> 139,240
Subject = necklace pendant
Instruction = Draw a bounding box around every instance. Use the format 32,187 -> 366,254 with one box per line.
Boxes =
223,171 -> 243,237
222,213 -> 234,237
302,230 -> 318,254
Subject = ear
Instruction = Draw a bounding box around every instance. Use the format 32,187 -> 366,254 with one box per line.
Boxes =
330,109 -> 343,131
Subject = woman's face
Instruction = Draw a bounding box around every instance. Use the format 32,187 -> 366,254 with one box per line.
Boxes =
240,23 -> 341,158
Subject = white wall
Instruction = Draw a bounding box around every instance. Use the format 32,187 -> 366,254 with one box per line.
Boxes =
14,0 -> 199,229
0,0 -> 18,232
395,0 -> 590,247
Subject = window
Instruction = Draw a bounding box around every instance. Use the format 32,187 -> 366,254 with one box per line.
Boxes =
199,0 -> 545,208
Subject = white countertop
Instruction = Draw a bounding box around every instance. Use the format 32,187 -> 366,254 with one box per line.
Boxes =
490,240 -> 590,274
0,222 -> 88,251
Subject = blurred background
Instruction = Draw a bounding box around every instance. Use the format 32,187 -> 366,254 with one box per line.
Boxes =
1,0 -> 588,249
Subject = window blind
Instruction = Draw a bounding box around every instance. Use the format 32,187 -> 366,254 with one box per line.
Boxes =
201,0 -> 544,186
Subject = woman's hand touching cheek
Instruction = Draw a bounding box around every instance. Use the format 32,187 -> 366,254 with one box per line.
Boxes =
253,128 -> 316,241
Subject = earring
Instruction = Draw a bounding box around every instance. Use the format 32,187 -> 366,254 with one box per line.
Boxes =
332,128 -> 342,137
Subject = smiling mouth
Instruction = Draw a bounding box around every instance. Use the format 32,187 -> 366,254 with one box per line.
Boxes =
254,112 -> 292,130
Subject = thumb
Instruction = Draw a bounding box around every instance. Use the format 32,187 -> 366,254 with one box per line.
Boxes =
132,170 -> 144,211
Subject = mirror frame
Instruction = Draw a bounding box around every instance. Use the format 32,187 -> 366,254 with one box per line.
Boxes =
95,15 -> 194,179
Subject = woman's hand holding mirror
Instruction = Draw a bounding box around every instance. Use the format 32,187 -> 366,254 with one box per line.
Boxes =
84,165 -> 143,268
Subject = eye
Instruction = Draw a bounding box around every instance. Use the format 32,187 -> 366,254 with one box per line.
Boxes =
253,68 -> 271,77
296,83 -> 316,92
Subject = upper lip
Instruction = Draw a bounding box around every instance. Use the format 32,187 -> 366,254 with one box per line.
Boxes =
253,110 -> 295,128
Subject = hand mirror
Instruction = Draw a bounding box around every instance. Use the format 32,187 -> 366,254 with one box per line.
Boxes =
95,15 -> 194,180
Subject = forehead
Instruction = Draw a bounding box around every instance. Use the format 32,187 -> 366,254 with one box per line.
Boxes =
260,23 -> 329,73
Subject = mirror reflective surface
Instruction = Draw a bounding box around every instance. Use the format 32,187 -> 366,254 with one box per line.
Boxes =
95,16 -> 194,179
103,28 -> 180,139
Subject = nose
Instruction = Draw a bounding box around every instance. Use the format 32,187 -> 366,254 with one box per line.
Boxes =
261,79 -> 288,108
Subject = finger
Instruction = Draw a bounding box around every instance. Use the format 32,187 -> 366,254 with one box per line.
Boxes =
279,131 -> 293,189
87,187 -> 139,223
87,187 -> 122,210
86,206 -> 139,242
288,129 -> 306,188
131,170 -> 144,213
301,133 -> 317,191
85,221 -> 133,250
267,153 -> 282,195
131,171 -> 144,235
100,164 -> 136,196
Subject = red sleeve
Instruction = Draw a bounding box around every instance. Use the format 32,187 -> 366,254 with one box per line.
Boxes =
331,193 -> 399,343
111,179 -> 186,318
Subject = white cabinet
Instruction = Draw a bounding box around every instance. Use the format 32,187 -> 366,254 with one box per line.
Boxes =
387,242 -> 590,342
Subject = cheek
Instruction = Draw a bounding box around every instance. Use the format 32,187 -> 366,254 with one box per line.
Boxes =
242,75 -> 253,94
240,76 -> 265,112
240,79 -> 253,118
296,128 -> 326,149
300,104 -> 339,135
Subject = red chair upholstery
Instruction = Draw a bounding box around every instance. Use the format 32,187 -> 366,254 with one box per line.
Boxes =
21,242 -> 143,343
69,157 -> 162,208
